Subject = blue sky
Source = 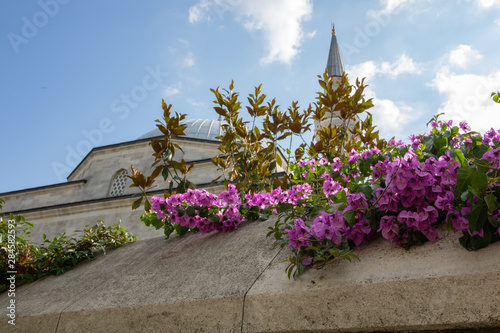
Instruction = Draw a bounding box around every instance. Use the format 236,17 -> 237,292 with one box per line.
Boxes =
1,0 -> 499,193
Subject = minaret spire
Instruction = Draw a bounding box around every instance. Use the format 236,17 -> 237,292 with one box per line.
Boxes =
326,24 -> 344,78
314,24 -> 348,137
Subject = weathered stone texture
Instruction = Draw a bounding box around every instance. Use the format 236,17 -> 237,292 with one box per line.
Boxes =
1,218 -> 499,332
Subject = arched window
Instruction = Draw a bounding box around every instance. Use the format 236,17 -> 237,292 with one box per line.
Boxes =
109,169 -> 128,197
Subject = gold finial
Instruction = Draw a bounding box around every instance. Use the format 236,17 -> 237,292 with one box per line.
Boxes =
332,25 -> 336,35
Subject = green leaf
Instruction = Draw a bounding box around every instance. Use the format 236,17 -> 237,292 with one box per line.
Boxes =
132,197 -> 142,211
470,227 -> 492,250
485,193 -> 498,214
163,225 -> 175,239
162,167 -> 170,181
472,145 -> 489,159
460,189 -> 469,202
357,185 -> 372,200
259,213 -> 270,221
198,207 -> 209,218
450,126 -> 460,138
344,210 -> 357,227
421,136 -> 433,151
140,212 -> 164,230
450,149 -> 467,167
464,201 -> 486,232
433,135 -> 447,152
358,159 -> 371,175
175,224 -> 190,236
346,252 -> 360,262
471,173 -> 488,194
454,167 -> 478,198
186,206 -> 197,217
208,214 -> 220,224
488,215 -> 500,228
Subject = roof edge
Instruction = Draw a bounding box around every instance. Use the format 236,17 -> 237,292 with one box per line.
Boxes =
0,180 -> 87,197
66,135 -> 221,181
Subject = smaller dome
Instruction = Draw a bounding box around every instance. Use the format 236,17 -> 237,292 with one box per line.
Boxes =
138,119 -> 224,141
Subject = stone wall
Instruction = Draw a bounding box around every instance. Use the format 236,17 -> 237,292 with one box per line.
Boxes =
1,216 -> 499,332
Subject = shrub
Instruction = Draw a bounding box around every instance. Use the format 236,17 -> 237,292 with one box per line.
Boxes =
137,72 -> 500,278
0,205 -> 137,292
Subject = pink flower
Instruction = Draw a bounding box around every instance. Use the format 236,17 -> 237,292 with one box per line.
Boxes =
483,147 -> 500,169
459,121 -> 471,132
378,215 -> 398,241
301,255 -> 312,266
285,218 -> 311,249
323,179 -> 342,197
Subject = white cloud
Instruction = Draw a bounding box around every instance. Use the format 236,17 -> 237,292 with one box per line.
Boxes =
346,53 -> 422,138
430,67 -> 500,133
380,0 -> 414,12
178,38 -> 190,48
187,98 -> 208,109
368,0 -> 419,17
188,0 -> 313,65
370,0 -> 500,19
382,53 -> 422,77
183,52 -> 196,67
473,0 -> 500,8
448,45 -> 483,68
370,98 -> 416,138
164,82 -> 182,97
237,0 -> 313,64
189,0 -> 212,23
347,53 -> 422,81
347,61 -> 378,82
305,30 -> 317,39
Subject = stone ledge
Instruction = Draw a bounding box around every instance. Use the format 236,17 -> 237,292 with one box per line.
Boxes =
1,216 -> 500,332
243,272 -> 500,332
243,222 -> 500,332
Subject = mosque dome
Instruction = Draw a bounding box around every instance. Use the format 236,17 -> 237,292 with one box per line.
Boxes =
138,119 -> 224,141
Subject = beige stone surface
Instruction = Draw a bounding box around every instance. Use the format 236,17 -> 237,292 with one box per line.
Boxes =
0,181 -> 86,212
242,226 -> 500,332
19,197 -> 156,244
1,217 -> 500,332
0,217 -> 280,332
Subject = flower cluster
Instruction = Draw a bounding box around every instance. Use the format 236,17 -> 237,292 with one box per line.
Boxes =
145,117 -> 500,278
244,183 -> 313,209
269,119 -> 500,275
151,184 -> 243,233
373,151 -> 460,246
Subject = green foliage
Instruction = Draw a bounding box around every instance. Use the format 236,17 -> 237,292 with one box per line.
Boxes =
209,71 -> 389,197
138,72 -> 500,280
140,210 -> 193,239
210,82 -> 290,196
311,71 -> 389,161
128,100 -> 197,211
264,108 -> 500,278
492,91 -> 500,103
0,207 -> 137,292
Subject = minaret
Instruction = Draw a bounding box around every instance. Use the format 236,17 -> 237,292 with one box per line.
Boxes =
315,25 -> 346,133
326,25 -> 344,80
